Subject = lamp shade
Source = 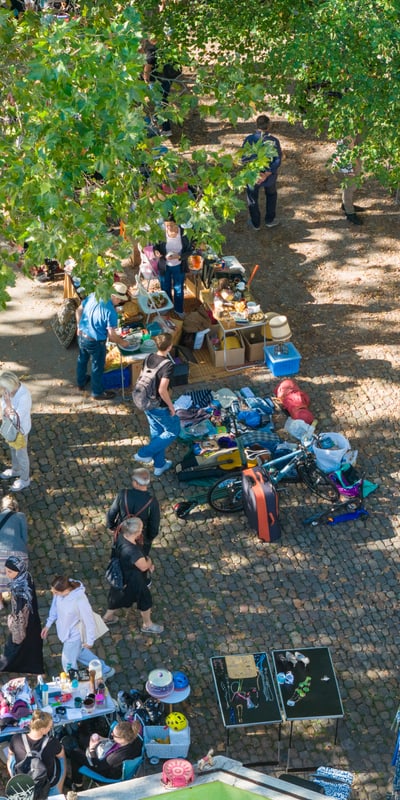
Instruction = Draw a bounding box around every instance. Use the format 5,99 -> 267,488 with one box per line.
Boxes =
269,315 -> 292,342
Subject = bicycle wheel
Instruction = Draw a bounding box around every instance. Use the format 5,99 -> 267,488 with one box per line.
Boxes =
208,473 -> 244,513
297,460 -> 340,501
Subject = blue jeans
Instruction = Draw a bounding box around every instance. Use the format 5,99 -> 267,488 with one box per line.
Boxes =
137,408 -> 181,469
246,177 -> 278,227
159,265 -> 185,314
62,637 -> 113,678
77,336 -> 106,396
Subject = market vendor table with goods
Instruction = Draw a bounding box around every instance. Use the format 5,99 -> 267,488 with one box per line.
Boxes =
0,670 -> 117,742
102,253 -> 301,391
210,648 -> 343,768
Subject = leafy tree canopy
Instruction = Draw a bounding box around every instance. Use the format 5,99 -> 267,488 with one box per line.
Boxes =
0,0 -> 399,305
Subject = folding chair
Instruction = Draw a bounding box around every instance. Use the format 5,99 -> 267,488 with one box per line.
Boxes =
135,274 -> 173,326
78,750 -> 144,787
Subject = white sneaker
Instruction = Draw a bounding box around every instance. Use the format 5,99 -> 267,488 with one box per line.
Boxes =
0,469 -> 18,479
154,460 -> 172,477
103,667 -> 116,680
10,478 -> 30,492
133,453 -> 153,464
265,220 -> 280,228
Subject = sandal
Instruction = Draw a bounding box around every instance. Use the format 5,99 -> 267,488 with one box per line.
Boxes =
141,623 -> 164,634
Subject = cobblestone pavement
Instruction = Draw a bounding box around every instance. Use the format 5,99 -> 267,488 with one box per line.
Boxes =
0,236 -> 399,800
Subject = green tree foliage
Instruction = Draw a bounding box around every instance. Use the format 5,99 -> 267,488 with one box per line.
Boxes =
151,0 -> 400,181
0,1 -> 262,301
0,0 -> 398,305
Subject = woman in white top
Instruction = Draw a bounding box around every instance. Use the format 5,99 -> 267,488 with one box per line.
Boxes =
0,370 -> 32,492
41,576 -> 115,680
154,220 -> 193,316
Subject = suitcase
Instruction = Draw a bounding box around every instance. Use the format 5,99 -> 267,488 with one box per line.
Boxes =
241,467 -> 281,542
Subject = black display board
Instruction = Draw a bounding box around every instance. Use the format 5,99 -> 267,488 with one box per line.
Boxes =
210,652 -> 282,729
272,647 -> 344,722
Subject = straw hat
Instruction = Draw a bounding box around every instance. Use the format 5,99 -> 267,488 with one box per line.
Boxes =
111,282 -> 129,302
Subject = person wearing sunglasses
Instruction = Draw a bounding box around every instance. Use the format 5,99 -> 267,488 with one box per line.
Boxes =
67,721 -> 142,790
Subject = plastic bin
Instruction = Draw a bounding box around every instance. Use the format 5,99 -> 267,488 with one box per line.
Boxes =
313,432 -> 350,473
264,343 -> 301,377
144,724 -> 190,759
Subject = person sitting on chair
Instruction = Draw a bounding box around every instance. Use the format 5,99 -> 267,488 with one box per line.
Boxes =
68,721 -> 142,790
8,710 -> 65,796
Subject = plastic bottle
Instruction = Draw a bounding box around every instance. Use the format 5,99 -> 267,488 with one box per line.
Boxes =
41,682 -> 49,707
60,672 -> 69,691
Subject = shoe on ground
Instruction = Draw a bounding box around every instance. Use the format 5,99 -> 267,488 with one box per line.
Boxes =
133,453 -> 153,464
10,478 -> 30,492
78,376 -> 91,391
0,469 -> 19,479
154,460 -> 172,477
247,219 -> 260,230
103,610 -> 119,623
175,311 -> 186,319
346,212 -> 363,225
161,128 -> 172,137
341,203 -> 365,212
103,613 -> 119,625
265,220 -> 280,228
141,623 -> 164,634
103,667 -> 116,680
91,390 -> 117,400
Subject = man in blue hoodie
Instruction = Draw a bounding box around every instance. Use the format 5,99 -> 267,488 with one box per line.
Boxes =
242,115 -> 282,230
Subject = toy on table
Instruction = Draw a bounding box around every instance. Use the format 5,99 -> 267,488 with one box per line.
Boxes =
197,748 -> 214,772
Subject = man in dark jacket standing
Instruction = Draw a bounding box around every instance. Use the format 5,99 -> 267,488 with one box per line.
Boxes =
242,114 -> 282,230
106,468 -> 160,556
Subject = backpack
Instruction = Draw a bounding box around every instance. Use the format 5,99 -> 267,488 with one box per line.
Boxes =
131,356 -> 170,411
105,491 -> 154,589
161,759 -> 195,788
14,734 -> 53,800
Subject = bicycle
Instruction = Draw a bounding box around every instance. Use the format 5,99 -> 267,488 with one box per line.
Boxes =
207,433 -> 340,513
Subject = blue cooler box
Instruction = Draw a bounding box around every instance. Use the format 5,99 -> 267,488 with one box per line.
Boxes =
264,343 -> 301,377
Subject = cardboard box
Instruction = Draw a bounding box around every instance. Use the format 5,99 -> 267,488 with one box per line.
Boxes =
206,324 -> 245,368
264,342 -> 302,377
242,327 -> 267,362
131,360 -> 143,388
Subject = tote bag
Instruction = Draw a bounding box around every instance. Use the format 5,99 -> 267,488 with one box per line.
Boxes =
79,611 -> 109,643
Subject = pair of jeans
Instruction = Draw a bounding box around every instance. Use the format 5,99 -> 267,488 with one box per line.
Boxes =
159,265 -> 185,313
246,177 -> 278,227
10,437 -> 30,481
62,637 -> 113,678
77,336 -> 107,397
137,408 -> 181,469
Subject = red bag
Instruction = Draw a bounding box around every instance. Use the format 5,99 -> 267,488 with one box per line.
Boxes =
282,390 -> 311,414
274,379 -> 299,399
162,759 -> 195,788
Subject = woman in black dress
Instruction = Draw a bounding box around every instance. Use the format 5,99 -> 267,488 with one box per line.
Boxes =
0,556 -> 44,674
103,518 -> 163,634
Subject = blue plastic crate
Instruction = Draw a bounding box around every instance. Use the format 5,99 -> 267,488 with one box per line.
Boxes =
264,342 -> 301,377
103,366 -> 131,390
